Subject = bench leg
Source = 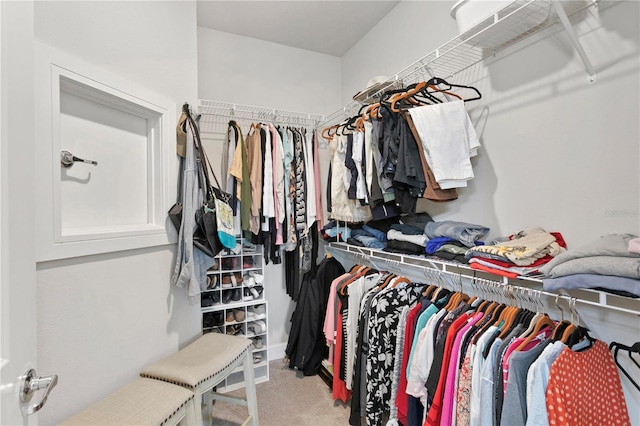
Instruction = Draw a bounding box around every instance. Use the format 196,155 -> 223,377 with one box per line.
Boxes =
242,353 -> 259,426
183,397 -> 198,426
193,391 -> 204,426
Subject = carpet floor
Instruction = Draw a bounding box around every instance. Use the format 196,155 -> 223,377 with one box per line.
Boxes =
211,359 -> 350,425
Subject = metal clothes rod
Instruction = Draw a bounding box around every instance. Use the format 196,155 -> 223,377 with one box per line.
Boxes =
198,99 -> 325,128
326,242 -> 640,317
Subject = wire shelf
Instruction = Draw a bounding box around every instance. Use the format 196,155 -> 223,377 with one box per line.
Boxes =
198,100 -> 325,133
319,0 -> 600,127
326,242 -> 640,317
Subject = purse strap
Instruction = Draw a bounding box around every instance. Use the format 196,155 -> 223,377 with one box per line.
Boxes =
183,105 -> 226,203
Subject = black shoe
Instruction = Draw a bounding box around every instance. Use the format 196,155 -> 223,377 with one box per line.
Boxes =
212,292 -> 220,304
222,290 -> 233,304
203,311 -> 224,328
231,288 -> 242,302
201,293 -> 214,308
253,285 -> 264,300
212,311 -> 224,326
203,313 -> 215,328
243,288 -> 253,301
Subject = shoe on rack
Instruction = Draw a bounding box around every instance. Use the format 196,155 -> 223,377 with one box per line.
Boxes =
254,304 -> 267,319
213,311 -> 224,326
250,285 -> 264,300
234,309 -> 245,322
247,320 -> 266,335
243,275 -> 255,287
242,256 -> 254,268
221,258 -> 237,271
231,288 -> 242,302
222,290 -> 233,304
221,274 -> 233,288
248,305 -> 266,320
243,288 -> 254,302
251,273 -> 264,285
206,275 -> 219,289
233,273 -> 243,285
212,292 -> 220,304
242,242 -> 257,254
226,311 -> 235,324
203,311 -> 224,328
201,293 -> 215,308
253,354 -> 263,364
252,336 -> 263,350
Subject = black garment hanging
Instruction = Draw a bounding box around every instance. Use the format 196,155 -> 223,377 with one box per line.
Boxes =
285,256 -> 346,375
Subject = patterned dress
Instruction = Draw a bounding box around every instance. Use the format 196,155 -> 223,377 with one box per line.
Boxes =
365,281 -> 426,426
545,340 -> 630,426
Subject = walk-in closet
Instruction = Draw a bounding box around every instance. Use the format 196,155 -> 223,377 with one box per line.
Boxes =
1,1 -> 638,425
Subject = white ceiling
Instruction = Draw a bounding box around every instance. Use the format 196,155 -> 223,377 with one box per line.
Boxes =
196,1 -> 401,57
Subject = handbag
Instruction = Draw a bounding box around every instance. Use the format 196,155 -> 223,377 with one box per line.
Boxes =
213,189 -> 236,249
191,115 -> 236,251
168,106 -> 221,258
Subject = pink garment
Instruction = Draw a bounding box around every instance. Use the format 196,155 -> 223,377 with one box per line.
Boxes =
440,311 -> 483,426
629,237 -> 640,254
313,130 -> 324,231
502,327 -> 552,392
323,273 -> 352,364
455,348 -> 474,426
396,302 -> 425,426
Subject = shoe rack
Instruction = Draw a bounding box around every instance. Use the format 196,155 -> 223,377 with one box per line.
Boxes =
200,238 -> 269,391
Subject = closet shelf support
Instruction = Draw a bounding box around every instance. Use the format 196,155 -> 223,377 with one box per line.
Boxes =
552,0 -> 597,84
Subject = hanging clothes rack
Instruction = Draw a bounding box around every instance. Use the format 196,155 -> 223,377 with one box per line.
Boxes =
326,242 -> 640,318
198,99 -> 325,133
319,0 -> 602,128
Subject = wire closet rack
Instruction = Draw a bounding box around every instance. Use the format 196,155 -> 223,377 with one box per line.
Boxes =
326,242 -> 640,318
198,100 -> 325,134
320,0 -> 601,127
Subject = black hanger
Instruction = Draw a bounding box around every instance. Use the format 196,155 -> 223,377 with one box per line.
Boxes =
609,341 -> 640,391
567,325 -> 595,350
425,76 -> 482,102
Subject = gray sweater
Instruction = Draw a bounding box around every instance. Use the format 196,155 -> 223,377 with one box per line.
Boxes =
540,234 -> 640,279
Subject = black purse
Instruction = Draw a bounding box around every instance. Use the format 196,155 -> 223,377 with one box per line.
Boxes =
169,104 -> 225,258
191,113 -> 227,258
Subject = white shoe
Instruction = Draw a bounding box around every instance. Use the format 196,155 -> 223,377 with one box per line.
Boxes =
248,305 -> 266,320
251,272 -> 264,285
247,320 -> 266,335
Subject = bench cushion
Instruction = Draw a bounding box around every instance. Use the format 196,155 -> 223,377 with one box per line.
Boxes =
140,333 -> 252,389
59,378 -> 193,426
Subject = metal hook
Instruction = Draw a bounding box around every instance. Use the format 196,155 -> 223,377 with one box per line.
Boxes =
555,294 -> 564,321
571,298 -> 580,327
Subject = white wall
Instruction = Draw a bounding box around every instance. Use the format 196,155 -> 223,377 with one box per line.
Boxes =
33,2 -> 200,424
199,27 -> 341,115
341,0 -> 640,417
342,0 -> 639,248
341,1 -> 459,105
197,26 -> 342,356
